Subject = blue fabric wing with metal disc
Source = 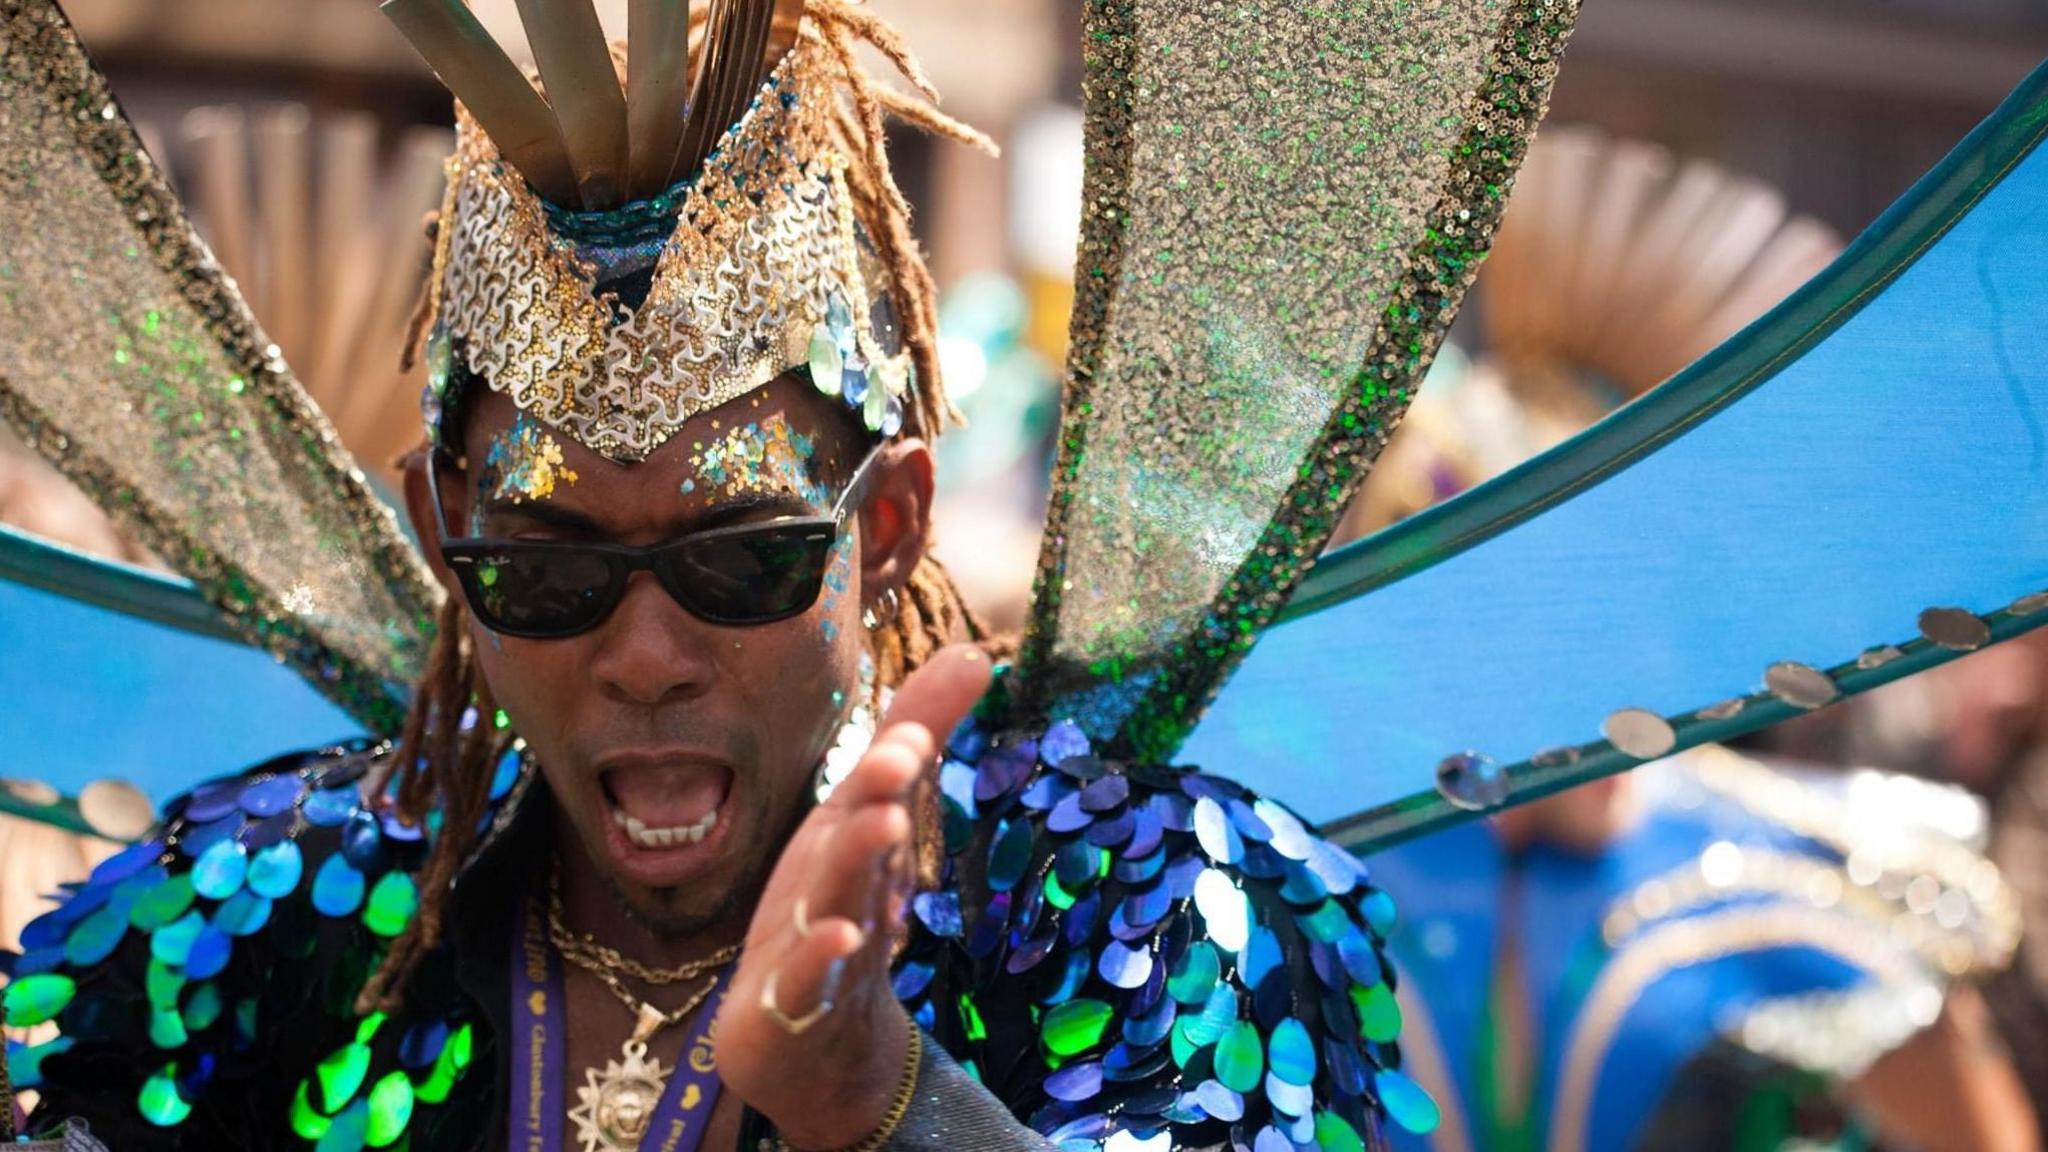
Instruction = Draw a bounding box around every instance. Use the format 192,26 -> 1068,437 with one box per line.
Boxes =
0,525 -> 364,814
1182,62 -> 2048,848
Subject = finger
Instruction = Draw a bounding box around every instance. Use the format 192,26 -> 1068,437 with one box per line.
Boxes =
799,799 -> 911,936
760,910 -> 866,1024
879,644 -> 992,746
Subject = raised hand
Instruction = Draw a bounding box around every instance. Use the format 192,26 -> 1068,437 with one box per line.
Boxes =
714,644 -> 992,1150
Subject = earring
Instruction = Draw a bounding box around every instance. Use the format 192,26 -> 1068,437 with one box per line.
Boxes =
861,586 -> 901,632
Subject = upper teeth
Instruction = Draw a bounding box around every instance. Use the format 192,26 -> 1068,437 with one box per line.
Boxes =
613,807 -> 719,848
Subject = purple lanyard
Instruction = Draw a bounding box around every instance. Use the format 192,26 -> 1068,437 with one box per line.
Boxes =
509,898 -> 728,1152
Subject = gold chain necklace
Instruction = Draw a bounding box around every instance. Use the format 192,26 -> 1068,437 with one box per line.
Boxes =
547,878 -> 739,1152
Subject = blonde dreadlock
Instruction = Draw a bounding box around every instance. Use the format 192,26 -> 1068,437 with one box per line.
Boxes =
361,2 -> 998,1013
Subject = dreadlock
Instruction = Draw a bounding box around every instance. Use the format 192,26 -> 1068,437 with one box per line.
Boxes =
361,1 -> 999,1013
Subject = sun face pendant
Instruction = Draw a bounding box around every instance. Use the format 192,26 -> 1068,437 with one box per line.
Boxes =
569,1039 -> 669,1152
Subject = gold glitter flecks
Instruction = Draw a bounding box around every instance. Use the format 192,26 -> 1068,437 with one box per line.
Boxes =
1014,0 -> 1580,761
479,414 -> 579,505
685,414 -> 827,507
0,0 -> 438,735
427,38 -> 893,464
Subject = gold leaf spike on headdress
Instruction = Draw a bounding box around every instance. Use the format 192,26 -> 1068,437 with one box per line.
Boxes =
626,0 -> 692,198
380,0 -> 578,205
514,0 -> 630,207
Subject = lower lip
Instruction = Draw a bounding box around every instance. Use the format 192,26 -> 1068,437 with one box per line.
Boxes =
599,796 -> 735,888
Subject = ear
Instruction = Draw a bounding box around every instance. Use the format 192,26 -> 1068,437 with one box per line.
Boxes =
856,438 -> 934,608
401,448 -> 464,599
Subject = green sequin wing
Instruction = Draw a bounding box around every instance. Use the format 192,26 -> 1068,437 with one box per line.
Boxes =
1013,0 -> 1579,762
0,0 -> 437,735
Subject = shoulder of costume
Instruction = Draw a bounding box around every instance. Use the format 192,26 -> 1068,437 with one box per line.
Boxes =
1601,744 -> 2020,1079
6,738 -> 524,1146
895,710 -> 1437,1149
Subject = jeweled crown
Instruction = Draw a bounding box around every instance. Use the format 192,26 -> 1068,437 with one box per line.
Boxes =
384,0 -> 935,462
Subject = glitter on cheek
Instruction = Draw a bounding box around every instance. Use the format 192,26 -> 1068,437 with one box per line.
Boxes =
684,413 -> 828,506
478,413 -> 580,505
818,531 -> 856,644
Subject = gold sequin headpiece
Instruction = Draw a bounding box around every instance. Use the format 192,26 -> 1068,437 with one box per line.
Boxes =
385,0 -> 929,462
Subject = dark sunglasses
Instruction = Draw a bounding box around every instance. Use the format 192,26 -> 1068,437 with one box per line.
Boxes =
429,445 -> 881,638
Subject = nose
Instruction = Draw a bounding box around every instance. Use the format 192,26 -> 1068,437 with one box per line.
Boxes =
587,571 -> 719,707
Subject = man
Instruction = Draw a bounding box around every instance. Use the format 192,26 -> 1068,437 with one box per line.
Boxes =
5,2 -> 1423,1148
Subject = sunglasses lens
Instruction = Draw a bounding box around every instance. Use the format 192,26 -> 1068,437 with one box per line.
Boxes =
665,525 -> 837,624
457,546 -> 620,636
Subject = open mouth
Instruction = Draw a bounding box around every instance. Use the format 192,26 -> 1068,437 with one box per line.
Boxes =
597,757 -> 735,872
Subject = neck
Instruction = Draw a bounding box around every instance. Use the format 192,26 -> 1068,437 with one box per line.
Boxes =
548,818 -> 748,976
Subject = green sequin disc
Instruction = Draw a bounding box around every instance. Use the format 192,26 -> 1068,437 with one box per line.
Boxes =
1352,982 -> 1402,1044
146,958 -> 185,1010
1167,939 -> 1219,1004
183,981 -> 224,1032
1314,1110 -> 1368,1152
148,1006 -> 188,1049
1042,869 -> 1077,911
138,1063 -> 194,1127
1214,1020 -> 1264,1093
317,1042 -> 373,1113
4,972 -> 76,1027
362,872 -> 419,938
129,874 -> 196,932
365,1070 -> 415,1147
316,1098 -> 369,1152
1041,999 -> 1113,1059
292,1081 -> 333,1141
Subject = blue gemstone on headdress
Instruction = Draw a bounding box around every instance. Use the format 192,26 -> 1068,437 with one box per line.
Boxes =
1192,798 -> 1243,865
1044,1061 -> 1103,1103
244,841 -> 304,900
238,776 -> 303,818
826,290 -> 856,349
213,890 -> 272,937
911,891 -> 963,938
184,926 -> 232,980
192,840 -> 248,901
843,366 -> 870,406
311,855 -> 366,917
879,395 -> 903,438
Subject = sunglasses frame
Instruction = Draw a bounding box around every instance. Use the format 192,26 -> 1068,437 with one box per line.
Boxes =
427,441 -> 884,638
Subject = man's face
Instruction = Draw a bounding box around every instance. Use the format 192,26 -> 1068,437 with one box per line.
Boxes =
431,378 -> 881,935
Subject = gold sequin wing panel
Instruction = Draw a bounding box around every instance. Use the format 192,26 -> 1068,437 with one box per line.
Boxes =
1015,0 -> 1578,761
0,0 -> 438,734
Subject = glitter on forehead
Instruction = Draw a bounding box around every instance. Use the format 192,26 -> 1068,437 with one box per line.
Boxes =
685,414 -> 828,507
477,413 -> 579,506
